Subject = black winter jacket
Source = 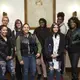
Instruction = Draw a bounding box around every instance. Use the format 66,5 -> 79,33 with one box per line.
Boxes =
45,33 -> 65,62
0,35 -> 14,61
66,28 -> 80,53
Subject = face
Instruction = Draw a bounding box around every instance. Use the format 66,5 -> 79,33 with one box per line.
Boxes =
70,20 -> 77,29
53,25 -> 59,33
2,17 -> 9,26
39,21 -> 45,27
57,17 -> 63,25
16,21 -> 22,29
1,27 -> 8,37
22,24 -> 30,34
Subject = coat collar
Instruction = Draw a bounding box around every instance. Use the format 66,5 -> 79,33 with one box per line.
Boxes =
0,35 -> 7,42
50,33 -> 63,53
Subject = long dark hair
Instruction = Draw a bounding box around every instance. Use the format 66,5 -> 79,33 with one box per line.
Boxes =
51,23 -> 60,33
68,17 -> 80,29
14,19 -> 22,31
51,23 -> 60,37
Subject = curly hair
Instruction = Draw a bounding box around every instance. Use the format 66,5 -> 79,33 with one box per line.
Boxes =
50,23 -> 60,34
68,17 -> 80,29
39,18 -> 47,27
57,12 -> 65,20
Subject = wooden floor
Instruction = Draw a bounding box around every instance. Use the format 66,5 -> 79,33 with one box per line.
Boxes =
6,72 -> 80,80
6,74 -> 80,80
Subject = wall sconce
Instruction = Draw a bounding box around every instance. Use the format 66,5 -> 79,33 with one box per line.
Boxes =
70,4 -> 79,13
3,12 -> 7,17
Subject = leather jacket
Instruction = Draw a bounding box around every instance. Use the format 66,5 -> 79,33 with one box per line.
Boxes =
71,29 -> 80,44
66,28 -> 80,53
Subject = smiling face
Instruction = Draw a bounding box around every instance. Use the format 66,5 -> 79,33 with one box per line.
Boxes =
1,26 -> 8,37
2,17 -> 9,26
53,25 -> 59,33
16,21 -> 22,29
39,20 -> 45,27
70,20 -> 77,29
57,17 -> 63,25
22,24 -> 30,34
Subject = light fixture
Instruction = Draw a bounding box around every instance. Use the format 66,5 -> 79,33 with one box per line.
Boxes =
0,4 -> 9,14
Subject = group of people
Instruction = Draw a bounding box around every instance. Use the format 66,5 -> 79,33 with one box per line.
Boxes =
0,12 -> 80,80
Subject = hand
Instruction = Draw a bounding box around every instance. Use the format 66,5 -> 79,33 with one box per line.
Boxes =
6,56 -> 10,60
54,54 -> 58,57
20,60 -> 24,65
15,47 -> 16,51
36,53 -> 40,58
8,56 -> 12,59
64,49 -> 68,53
51,54 -> 55,59
51,54 -> 58,59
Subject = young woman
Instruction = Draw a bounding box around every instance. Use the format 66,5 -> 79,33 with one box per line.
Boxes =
0,25 -> 15,80
57,12 -> 68,77
45,23 -> 65,80
34,18 -> 51,80
12,19 -> 23,80
16,23 -> 41,80
66,17 -> 80,80
0,16 -> 12,38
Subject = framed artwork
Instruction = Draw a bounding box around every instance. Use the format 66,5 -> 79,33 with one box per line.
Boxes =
24,0 -> 56,29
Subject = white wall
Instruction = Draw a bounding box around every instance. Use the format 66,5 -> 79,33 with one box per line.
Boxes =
56,0 -> 80,24
0,0 -> 80,30
0,0 -> 24,30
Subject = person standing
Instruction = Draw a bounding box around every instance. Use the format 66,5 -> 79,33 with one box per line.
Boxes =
16,23 -> 41,80
0,16 -> 12,38
57,12 -> 68,77
34,18 -> 51,80
0,25 -> 15,80
66,17 -> 80,80
45,23 -> 65,80
12,19 -> 23,80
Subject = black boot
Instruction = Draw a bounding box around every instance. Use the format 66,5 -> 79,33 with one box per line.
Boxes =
11,74 -> 16,80
37,74 -> 42,80
43,77 -> 47,80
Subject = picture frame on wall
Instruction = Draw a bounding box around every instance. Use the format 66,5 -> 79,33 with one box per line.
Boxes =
24,0 -> 56,29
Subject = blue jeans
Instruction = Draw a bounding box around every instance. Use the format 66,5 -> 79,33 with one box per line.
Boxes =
0,58 -> 15,80
22,54 -> 36,80
48,62 -> 61,80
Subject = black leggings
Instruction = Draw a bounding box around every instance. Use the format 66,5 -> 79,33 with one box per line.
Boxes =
68,53 -> 80,80
15,57 -> 23,80
60,54 -> 65,75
